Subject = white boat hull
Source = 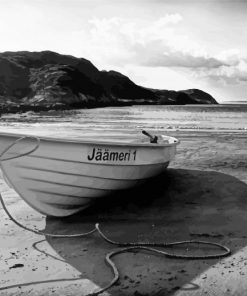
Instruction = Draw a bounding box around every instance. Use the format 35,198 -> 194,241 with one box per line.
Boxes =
0,133 -> 179,217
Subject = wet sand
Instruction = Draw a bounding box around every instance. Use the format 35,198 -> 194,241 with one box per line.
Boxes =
0,130 -> 247,296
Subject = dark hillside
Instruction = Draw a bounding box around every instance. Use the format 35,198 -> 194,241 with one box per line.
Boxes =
0,51 -> 218,113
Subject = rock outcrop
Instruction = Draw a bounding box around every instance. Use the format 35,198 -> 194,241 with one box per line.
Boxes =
0,51 -> 218,113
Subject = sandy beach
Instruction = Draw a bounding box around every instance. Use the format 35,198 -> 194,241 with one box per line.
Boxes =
0,130 -> 247,296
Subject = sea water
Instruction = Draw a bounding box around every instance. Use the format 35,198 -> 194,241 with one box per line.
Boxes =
0,104 -> 247,139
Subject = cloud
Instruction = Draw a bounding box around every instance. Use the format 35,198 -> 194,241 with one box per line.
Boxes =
80,16 -> 223,68
75,16 -> 247,86
192,50 -> 247,84
195,59 -> 247,84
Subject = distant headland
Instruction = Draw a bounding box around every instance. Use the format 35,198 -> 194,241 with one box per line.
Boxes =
0,51 -> 218,114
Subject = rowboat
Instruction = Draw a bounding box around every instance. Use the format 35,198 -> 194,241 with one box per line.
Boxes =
0,131 -> 179,217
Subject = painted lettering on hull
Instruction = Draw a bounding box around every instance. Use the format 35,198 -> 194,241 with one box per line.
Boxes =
87,148 -> 137,162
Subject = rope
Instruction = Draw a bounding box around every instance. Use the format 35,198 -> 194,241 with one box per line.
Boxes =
0,136 -> 231,295
95,223 -> 230,259
0,136 -> 40,162
0,193 -> 96,238
91,224 -> 231,296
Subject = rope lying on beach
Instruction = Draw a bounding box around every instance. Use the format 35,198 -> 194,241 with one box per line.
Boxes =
0,136 -> 231,296
0,192 -> 231,296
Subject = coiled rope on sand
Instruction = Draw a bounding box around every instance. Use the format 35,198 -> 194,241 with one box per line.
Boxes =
0,136 -> 231,295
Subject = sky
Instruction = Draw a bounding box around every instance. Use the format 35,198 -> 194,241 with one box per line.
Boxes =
0,0 -> 247,102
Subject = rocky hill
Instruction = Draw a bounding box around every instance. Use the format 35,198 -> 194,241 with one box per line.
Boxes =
0,51 -> 217,113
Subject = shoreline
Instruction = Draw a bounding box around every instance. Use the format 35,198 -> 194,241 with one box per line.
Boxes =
0,101 -> 219,116
2,100 -> 237,116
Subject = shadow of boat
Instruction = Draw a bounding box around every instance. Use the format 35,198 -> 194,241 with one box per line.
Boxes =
42,168 -> 247,296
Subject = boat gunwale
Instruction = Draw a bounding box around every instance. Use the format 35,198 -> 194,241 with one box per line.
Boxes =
0,132 -> 180,148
